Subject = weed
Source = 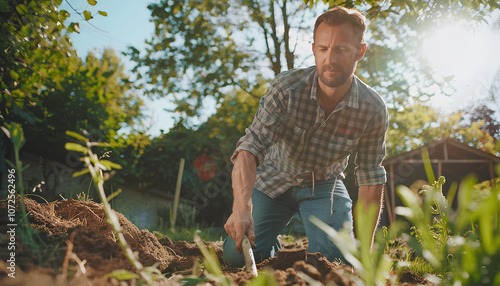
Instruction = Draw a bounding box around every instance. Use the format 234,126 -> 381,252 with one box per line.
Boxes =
65,130 -> 167,285
3,123 -> 46,264
396,149 -> 500,285
311,201 -> 392,286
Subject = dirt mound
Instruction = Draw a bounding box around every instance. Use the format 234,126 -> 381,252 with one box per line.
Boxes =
24,198 -> 173,273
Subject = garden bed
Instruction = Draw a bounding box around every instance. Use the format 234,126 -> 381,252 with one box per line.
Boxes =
0,198 -> 432,285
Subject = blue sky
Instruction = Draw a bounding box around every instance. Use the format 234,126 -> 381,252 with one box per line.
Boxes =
62,1 -> 500,137
60,0 -> 176,136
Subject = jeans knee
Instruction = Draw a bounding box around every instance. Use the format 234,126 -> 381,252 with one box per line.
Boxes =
222,236 -> 246,268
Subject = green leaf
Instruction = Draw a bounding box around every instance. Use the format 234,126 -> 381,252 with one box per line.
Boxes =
421,148 -> 436,184
15,4 -> 29,15
9,70 -> 19,81
98,10 -> 107,16
9,122 -> 26,150
60,10 -> 70,21
73,169 -> 90,177
87,0 -> 97,5
106,269 -> 139,280
66,131 -> 89,142
99,160 -> 122,170
83,10 -> 92,21
69,22 -> 80,33
107,188 -> 122,201
65,143 -> 88,154
89,142 -> 110,147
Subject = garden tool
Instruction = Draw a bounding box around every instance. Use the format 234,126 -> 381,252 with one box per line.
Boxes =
242,235 -> 258,276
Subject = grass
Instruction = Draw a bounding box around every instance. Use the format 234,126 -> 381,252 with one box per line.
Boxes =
155,224 -> 226,242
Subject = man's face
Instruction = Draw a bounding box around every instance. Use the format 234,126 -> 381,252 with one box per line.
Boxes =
313,22 -> 366,88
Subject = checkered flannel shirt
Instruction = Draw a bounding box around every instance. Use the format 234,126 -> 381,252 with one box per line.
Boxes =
231,67 -> 388,198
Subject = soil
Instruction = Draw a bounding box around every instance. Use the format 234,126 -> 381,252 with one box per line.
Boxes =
0,198 -> 433,285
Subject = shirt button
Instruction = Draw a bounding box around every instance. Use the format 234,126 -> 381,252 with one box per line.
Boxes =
320,113 -> 324,117
310,146 -> 315,151
306,163 -> 312,167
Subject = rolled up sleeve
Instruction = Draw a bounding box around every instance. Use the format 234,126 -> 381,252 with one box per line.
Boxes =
231,77 -> 287,166
354,106 -> 389,186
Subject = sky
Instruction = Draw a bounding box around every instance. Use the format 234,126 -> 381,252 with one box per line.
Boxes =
61,1 -> 500,137
59,0 -> 174,136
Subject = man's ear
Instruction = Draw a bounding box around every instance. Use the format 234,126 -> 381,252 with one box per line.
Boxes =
312,42 -> 315,57
356,43 -> 367,61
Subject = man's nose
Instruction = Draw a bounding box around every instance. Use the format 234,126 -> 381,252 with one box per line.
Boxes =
325,49 -> 337,64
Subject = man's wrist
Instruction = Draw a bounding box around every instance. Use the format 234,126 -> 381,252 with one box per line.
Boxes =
233,201 -> 252,213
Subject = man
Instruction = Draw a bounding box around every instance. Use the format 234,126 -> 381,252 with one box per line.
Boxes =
223,6 -> 388,267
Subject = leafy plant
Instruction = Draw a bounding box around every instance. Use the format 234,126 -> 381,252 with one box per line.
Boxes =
310,202 -> 392,286
65,130 -> 166,284
2,122 -> 46,263
395,149 -> 500,285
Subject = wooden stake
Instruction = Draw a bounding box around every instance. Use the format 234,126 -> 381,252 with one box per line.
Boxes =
171,158 -> 185,230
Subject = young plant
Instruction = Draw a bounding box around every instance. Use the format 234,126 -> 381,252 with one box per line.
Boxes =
65,131 -> 166,284
310,201 -> 392,286
2,123 -> 46,263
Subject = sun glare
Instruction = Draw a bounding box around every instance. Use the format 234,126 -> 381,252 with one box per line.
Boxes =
422,25 -> 477,78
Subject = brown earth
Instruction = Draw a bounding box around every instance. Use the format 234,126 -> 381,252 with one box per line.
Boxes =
0,198 -> 433,285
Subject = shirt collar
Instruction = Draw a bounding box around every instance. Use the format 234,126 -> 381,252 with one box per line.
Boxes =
310,69 -> 360,110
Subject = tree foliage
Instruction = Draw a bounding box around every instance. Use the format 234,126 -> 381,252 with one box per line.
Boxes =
21,49 -> 145,162
0,0 -> 148,196
387,104 -> 497,156
303,0 -> 500,24
128,0 -> 320,118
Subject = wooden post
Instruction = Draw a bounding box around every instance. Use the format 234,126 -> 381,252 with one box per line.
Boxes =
389,164 -> 396,223
171,158 -> 186,230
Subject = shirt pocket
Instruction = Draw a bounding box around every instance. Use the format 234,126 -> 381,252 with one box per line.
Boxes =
278,121 -> 307,154
324,136 -> 360,164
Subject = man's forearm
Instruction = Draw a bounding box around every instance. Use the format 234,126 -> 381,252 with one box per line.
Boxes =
357,184 -> 384,245
231,150 -> 258,212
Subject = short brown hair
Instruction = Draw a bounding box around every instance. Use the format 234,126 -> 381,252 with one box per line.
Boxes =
313,6 -> 366,45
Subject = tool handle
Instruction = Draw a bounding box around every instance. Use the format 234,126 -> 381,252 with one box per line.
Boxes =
242,235 -> 258,276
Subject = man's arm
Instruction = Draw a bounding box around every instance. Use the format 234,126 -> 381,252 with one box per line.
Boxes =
224,74 -> 288,252
357,184 -> 384,246
224,150 -> 258,252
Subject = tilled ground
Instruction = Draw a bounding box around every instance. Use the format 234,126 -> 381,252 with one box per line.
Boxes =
0,198 -> 432,285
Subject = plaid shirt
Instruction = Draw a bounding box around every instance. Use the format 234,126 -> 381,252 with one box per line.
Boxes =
232,67 -> 388,198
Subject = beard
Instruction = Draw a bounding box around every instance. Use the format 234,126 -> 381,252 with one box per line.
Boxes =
317,63 -> 355,88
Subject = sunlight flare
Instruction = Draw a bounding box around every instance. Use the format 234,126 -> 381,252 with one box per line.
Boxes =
422,25 -> 477,78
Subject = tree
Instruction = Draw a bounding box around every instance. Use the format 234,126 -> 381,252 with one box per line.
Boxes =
461,103 -> 500,140
0,0 -> 148,198
128,0 -> 323,120
387,103 -> 497,156
303,0 -> 499,23
0,0 -> 108,124
22,49 -> 144,161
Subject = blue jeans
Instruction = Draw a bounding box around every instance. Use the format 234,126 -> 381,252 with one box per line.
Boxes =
223,179 -> 354,267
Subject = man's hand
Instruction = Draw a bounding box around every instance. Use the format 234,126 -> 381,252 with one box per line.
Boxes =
224,210 -> 256,252
224,150 -> 258,252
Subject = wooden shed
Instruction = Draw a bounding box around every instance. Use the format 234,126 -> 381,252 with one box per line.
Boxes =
382,138 -> 500,224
